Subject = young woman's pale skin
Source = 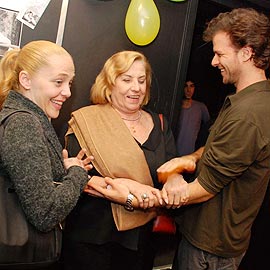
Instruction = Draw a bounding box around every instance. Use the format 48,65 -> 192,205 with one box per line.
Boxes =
19,54 -> 73,120
18,53 -> 93,173
84,60 -> 164,209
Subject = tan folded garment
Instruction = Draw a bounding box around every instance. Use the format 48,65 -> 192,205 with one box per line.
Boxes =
66,103 -> 157,231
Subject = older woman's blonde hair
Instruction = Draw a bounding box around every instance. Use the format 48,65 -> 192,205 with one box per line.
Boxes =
90,50 -> 152,106
0,40 -> 73,109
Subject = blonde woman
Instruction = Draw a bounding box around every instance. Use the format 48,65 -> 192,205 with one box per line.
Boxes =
0,40 -> 92,269
62,51 -> 179,270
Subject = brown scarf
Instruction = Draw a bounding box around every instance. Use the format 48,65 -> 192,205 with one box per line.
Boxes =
66,103 -> 157,231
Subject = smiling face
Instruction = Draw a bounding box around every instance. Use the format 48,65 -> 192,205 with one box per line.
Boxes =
211,31 -> 242,86
110,60 -> 146,114
20,54 -> 75,120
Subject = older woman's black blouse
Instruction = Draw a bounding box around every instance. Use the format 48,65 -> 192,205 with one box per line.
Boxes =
63,109 -> 176,250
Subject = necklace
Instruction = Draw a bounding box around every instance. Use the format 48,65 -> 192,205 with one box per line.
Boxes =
129,120 -> 140,133
111,104 -> 142,121
123,111 -> 142,134
111,105 -> 142,133
120,110 -> 142,121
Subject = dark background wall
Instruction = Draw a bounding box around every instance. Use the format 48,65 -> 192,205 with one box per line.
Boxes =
21,0 -> 199,144
19,0 -> 270,145
19,1 -> 199,267
18,0 -> 270,268
187,0 -> 270,121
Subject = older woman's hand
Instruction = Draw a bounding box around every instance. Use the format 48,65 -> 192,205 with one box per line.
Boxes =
112,178 -> 163,209
85,177 -> 163,210
83,175 -> 107,198
85,177 -> 129,204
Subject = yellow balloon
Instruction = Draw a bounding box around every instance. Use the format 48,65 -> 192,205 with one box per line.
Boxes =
125,0 -> 160,46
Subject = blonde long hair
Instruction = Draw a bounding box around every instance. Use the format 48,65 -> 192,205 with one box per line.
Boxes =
0,40 -> 73,109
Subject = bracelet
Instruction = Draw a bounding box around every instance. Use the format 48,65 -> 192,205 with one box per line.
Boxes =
124,193 -> 134,212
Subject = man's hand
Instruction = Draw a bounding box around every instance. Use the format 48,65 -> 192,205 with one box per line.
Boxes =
157,156 -> 196,184
161,173 -> 189,209
157,147 -> 204,184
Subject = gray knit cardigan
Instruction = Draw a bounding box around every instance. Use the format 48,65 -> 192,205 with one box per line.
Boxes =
0,90 -> 89,232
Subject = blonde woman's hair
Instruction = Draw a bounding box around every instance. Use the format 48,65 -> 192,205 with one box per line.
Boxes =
90,50 -> 152,106
0,40 -> 73,109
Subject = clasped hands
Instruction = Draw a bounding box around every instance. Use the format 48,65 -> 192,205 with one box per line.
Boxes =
157,154 -> 197,208
84,154 -> 197,210
85,176 -> 161,210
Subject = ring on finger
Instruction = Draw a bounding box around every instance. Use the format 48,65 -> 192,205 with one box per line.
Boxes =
141,193 -> 149,200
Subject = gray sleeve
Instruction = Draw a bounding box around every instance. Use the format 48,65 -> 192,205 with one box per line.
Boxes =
2,113 -> 89,232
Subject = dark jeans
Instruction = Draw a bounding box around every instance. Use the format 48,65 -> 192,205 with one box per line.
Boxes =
173,237 -> 245,270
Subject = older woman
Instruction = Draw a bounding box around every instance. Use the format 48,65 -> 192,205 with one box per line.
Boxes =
62,51 -> 179,270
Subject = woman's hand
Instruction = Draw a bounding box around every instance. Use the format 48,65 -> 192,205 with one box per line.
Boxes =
84,177 -> 130,204
62,148 -> 94,171
83,175 -> 107,198
84,177 -> 163,210
112,178 -> 163,209
161,173 -> 189,209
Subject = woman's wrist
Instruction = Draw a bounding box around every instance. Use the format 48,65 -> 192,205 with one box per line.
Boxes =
124,193 -> 135,211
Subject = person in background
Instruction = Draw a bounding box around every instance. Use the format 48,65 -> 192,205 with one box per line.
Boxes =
175,79 -> 210,156
0,40 -> 93,269
157,7 -> 270,270
62,50 -> 177,270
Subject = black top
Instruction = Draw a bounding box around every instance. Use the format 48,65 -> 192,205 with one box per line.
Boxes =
63,109 -> 176,250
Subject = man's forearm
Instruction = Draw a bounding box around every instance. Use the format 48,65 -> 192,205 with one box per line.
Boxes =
190,147 -> 204,163
183,178 -> 215,205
